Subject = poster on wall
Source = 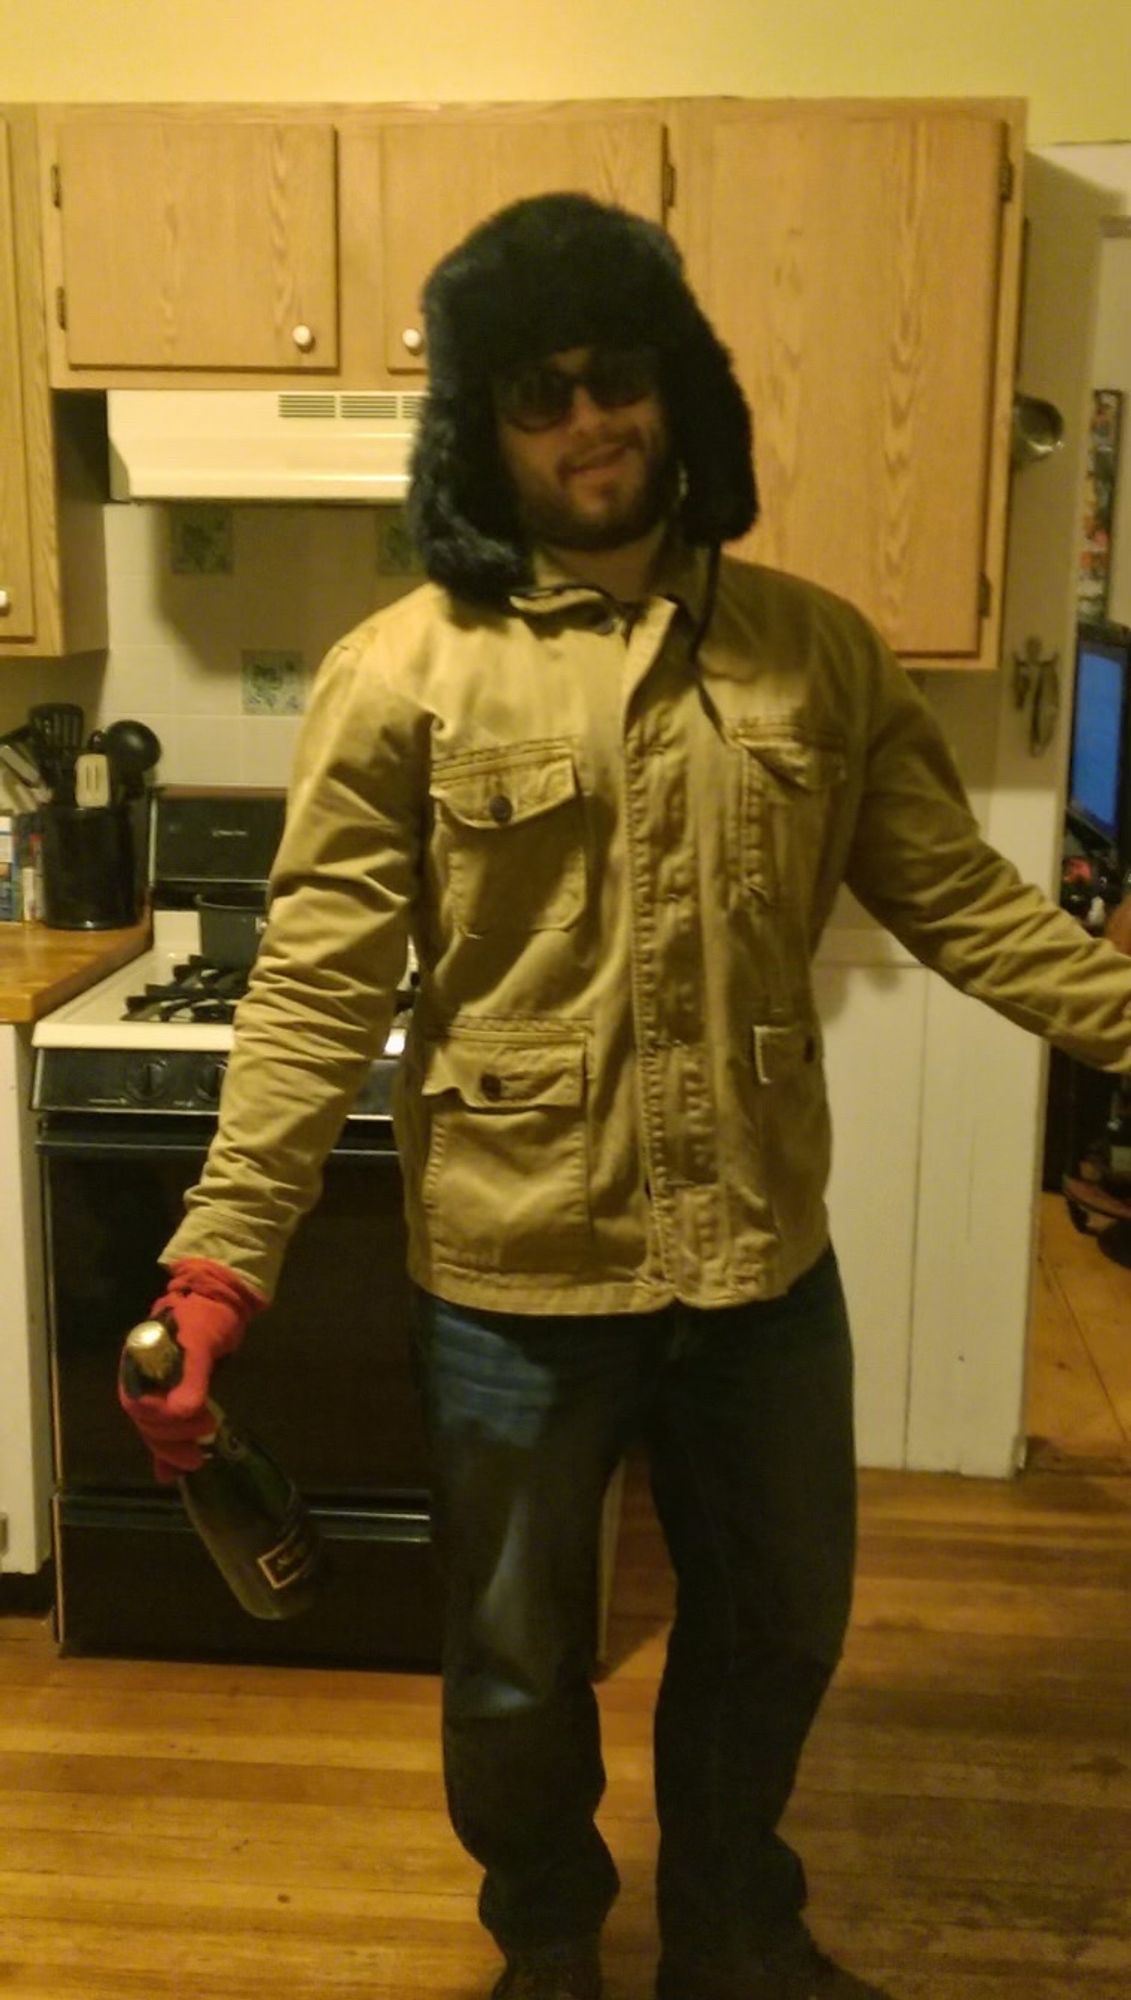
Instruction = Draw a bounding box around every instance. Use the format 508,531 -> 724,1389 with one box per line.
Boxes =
1078,387 -> 1123,623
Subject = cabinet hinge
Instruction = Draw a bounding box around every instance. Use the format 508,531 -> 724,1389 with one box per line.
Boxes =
1000,157 -> 1015,203
55,286 -> 66,331
50,161 -> 61,208
663,154 -> 677,211
979,573 -> 993,617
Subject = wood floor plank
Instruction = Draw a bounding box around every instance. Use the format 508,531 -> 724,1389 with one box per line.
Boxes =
1027,1193 -> 1131,1470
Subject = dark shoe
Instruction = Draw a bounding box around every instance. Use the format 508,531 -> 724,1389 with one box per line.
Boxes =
492,1937 -> 603,2000
657,1922 -> 894,1999
755,1922 -> 895,1997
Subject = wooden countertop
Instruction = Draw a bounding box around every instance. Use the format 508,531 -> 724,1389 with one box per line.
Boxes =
0,918 -> 151,1024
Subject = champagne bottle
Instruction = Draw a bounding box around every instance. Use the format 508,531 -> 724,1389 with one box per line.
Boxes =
123,1317 -> 325,1621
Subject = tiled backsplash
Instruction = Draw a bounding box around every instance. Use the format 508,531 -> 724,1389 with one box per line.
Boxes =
0,502 -> 419,784
97,503 -> 417,787
2,500 -> 995,816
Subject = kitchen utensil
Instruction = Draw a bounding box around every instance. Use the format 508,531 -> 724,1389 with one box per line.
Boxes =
102,718 -> 162,797
29,703 -> 85,801
75,732 -> 112,809
196,885 -> 270,968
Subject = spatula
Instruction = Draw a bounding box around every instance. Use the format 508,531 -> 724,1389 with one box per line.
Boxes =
29,702 -> 85,801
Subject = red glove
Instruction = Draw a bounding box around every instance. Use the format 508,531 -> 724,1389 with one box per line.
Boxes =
118,1258 -> 267,1483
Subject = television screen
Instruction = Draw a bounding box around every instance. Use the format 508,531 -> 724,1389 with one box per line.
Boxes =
1069,631 -> 1129,850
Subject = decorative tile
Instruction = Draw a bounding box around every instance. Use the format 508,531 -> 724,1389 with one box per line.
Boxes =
240,649 -> 307,715
169,505 -> 234,575
375,507 -> 423,577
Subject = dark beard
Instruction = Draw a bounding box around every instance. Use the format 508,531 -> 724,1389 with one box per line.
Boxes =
514,441 -> 679,552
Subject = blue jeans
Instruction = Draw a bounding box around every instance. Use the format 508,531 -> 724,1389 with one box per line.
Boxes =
411,1247 -> 857,1984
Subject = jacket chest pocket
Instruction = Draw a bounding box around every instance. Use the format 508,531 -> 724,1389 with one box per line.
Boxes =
430,742 -> 587,937
732,729 -> 847,906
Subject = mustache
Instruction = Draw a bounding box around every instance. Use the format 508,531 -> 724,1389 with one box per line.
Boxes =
560,426 -> 646,473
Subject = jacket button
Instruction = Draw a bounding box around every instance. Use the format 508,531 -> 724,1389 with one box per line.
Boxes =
804,1035 -> 817,1062
480,1071 -> 504,1100
488,793 -> 513,824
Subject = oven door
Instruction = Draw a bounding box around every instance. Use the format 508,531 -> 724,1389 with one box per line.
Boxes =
39,1113 -> 441,1666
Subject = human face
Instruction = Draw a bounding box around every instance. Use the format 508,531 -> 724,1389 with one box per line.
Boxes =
494,346 -> 675,554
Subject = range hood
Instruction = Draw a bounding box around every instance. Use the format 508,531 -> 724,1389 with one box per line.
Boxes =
106,388 -> 426,502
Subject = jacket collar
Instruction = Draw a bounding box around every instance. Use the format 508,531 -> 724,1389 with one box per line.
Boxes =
508,532 -> 713,630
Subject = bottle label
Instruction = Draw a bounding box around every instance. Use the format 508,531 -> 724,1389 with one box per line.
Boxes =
256,1500 -> 322,1593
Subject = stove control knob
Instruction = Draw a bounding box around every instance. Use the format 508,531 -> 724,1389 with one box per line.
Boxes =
196,1058 -> 229,1106
127,1056 -> 170,1105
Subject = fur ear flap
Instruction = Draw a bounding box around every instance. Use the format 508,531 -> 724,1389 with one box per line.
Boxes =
407,397 -> 532,604
669,321 -> 759,547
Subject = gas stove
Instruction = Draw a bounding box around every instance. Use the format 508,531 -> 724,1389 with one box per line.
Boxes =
32,790 -> 410,1119
33,908 -> 410,1116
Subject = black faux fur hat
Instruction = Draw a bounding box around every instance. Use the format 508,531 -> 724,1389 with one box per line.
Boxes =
406,192 -> 758,603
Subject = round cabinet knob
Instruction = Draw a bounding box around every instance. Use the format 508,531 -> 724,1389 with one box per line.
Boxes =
401,327 -> 425,356
291,323 -> 316,353
0,588 -> 11,616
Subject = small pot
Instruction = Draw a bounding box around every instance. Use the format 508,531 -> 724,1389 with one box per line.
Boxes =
196,886 -> 269,968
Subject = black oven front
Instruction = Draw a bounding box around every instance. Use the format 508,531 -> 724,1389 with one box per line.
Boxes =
38,1105 -> 442,1668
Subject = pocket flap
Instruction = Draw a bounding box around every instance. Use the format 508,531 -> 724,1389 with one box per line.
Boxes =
430,749 -> 579,830
752,1021 -> 823,1085
421,1035 -> 587,1108
733,730 -> 846,791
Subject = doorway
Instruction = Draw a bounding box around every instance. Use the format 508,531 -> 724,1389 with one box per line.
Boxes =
1023,149 -> 1131,1473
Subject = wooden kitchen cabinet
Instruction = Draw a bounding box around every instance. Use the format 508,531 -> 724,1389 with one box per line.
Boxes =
669,99 -> 1024,667
0,108 -> 106,661
0,116 -> 35,642
371,114 -> 666,373
48,113 -> 339,372
34,95 -> 1023,667
40,103 -> 665,386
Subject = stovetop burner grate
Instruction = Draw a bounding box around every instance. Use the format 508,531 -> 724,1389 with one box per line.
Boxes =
123,956 -> 249,1024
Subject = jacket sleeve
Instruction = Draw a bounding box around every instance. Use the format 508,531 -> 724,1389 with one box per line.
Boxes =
843,634 -> 1131,1075
161,632 -> 425,1297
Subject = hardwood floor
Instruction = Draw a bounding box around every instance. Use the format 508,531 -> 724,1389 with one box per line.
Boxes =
4,1444 -> 1131,1999
1026,1190 -> 1131,1471
1,1192 -> 1128,2000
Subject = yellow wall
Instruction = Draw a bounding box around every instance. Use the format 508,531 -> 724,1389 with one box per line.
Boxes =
2,0 -> 1129,144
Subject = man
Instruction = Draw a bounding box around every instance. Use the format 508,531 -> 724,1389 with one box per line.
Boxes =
120,194 -> 1131,2000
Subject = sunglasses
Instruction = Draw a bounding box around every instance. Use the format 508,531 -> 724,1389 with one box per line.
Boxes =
494,347 -> 661,432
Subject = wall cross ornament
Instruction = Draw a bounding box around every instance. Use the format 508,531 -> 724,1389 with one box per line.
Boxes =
1011,637 -> 1061,755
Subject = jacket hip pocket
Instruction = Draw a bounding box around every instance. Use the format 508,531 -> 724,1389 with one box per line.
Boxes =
419,1031 -> 590,1272
733,729 -> 847,906
430,741 -> 587,936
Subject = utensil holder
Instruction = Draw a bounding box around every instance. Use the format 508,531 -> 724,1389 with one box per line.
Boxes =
40,801 -> 141,930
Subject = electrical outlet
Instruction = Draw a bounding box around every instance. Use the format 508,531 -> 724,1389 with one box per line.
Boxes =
241,650 -> 307,715
169,504 -> 234,575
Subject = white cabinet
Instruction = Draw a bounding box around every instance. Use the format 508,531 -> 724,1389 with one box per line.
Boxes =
815,914 -> 927,1468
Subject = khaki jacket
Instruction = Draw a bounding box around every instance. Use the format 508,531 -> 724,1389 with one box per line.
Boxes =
165,544 -> 1131,1308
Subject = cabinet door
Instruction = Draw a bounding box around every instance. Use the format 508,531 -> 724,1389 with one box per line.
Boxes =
677,104 -> 1011,658
56,117 -> 339,370
814,940 -> 928,1468
378,116 -> 666,373
0,118 -> 35,641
